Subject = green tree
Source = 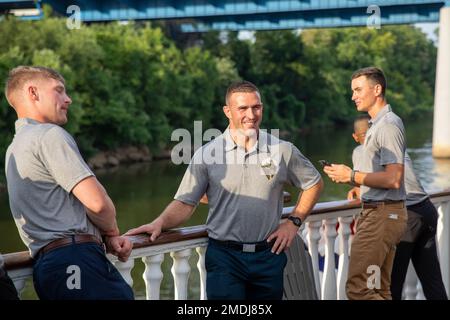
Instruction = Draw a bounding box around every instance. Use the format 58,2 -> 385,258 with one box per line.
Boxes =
0,16 -> 437,175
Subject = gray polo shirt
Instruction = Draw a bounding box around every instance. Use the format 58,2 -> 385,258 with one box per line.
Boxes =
5,118 -> 101,258
359,105 -> 406,202
403,152 -> 428,206
353,146 -> 428,206
352,145 -> 364,172
174,128 -> 321,242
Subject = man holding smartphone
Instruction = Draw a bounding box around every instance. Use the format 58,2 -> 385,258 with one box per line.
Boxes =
348,115 -> 447,300
323,67 -> 407,300
319,160 -> 332,168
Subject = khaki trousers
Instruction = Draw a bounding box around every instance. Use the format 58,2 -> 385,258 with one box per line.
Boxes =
346,202 -> 407,300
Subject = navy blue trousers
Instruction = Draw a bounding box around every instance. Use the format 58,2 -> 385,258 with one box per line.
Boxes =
33,241 -> 134,300
0,269 -> 19,300
205,239 -> 287,300
391,198 -> 448,300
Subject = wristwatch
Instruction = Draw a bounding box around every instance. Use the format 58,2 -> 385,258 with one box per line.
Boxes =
287,215 -> 302,227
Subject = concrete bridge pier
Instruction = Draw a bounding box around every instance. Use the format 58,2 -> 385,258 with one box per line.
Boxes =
433,5 -> 450,158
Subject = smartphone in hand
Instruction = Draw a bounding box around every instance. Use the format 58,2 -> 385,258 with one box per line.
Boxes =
318,160 -> 332,167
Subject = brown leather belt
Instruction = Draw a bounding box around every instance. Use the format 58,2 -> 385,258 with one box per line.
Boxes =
362,200 -> 404,209
39,234 -> 103,255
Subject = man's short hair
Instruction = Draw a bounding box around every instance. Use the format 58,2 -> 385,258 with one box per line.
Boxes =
225,80 -> 260,105
4,66 -> 65,106
353,114 -> 371,132
351,67 -> 387,97
353,114 -> 371,125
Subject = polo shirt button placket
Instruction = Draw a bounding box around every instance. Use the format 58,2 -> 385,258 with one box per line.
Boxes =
243,154 -> 250,181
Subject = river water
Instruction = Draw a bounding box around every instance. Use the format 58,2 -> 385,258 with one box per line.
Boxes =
1,116 -> 449,299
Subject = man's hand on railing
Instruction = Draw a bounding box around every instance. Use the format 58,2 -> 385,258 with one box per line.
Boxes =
105,236 -> 133,262
125,219 -> 163,242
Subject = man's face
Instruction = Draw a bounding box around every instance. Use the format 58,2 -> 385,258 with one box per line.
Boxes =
34,78 -> 72,125
223,91 -> 263,136
351,76 -> 379,112
352,120 -> 369,145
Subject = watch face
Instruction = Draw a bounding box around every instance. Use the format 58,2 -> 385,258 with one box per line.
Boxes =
288,216 -> 302,227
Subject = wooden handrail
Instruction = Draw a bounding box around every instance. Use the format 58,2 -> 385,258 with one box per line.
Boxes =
4,189 -> 450,271
3,251 -> 32,270
129,225 -> 208,249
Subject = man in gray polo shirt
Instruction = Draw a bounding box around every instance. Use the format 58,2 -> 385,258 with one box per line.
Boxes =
126,80 -> 323,299
348,115 -> 447,300
324,67 -> 407,300
4,66 -> 133,299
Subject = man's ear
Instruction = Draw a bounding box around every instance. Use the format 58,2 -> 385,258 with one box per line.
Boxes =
223,105 -> 232,120
374,84 -> 383,97
352,133 -> 359,143
27,85 -> 39,101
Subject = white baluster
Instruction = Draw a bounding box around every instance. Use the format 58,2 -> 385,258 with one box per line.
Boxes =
306,220 -> 322,299
416,281 -> 425,300
337,216 -> 353,300
114,258 -> 135,287
403,262 -> 418,300
142,254 -> 164,300
7,267 -> 32,299
171,249 -> 192,300
322,218 -> 338,300
196,246 -> 207,300
13,278 -> 27,298
437,201 -> 450,296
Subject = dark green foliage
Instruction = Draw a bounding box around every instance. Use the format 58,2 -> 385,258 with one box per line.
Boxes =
203,27 -> 437,129
0,17 -> 437,173
0,17 -> 238,163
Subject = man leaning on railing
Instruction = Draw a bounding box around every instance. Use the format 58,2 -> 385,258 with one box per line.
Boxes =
4,66 -> 133,300
126,80 -> 323,300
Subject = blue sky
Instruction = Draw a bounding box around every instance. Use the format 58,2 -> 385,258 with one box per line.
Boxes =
416,22 -> 439,44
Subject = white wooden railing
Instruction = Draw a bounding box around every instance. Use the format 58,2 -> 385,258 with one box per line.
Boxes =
4,191 -> 450,300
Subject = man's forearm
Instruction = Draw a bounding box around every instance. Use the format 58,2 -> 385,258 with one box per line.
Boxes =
157,200 -> 196,230
72,176 -> 119,236
354,170 -> 402,189
324,163 -> 403,189
291,179 -> 323,221
86,195 -> 119,236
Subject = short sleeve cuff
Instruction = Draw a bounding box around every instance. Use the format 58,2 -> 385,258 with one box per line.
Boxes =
300,174 -> 322,191
64,172 -> 95,193
174,195 -> 199,207
380,159 -> 404,166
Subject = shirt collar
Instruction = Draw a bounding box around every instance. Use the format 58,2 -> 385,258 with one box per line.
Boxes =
223,127 -> 238,152
256,130 -> 269,153
15,118 -> 41,132
223,127 -> 269,154
369,104 -> 392,127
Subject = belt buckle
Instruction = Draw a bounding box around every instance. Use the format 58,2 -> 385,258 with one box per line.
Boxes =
242,244 -> 256,253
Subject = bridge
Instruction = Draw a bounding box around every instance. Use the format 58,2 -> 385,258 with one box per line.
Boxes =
0,1 -> 447,30
1,0 -> 450,157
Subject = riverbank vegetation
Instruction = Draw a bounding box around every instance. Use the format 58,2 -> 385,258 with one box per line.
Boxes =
0,11 -> 437,174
